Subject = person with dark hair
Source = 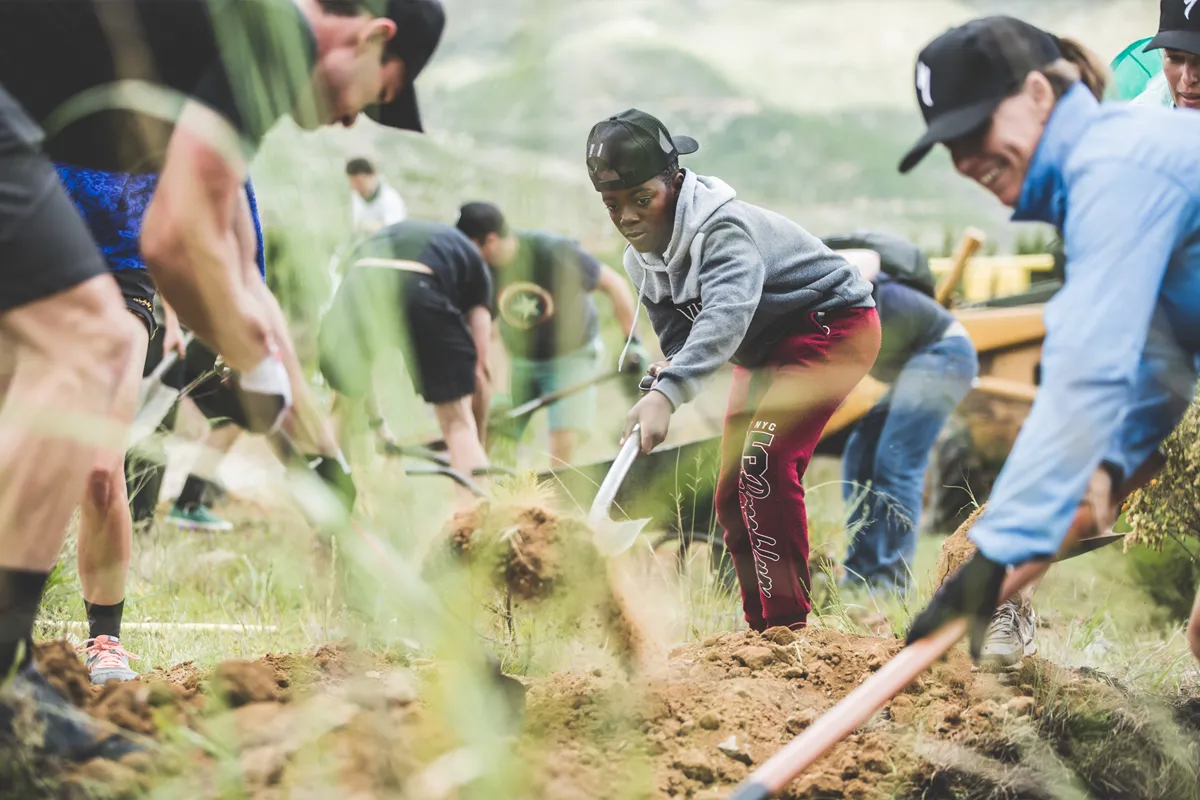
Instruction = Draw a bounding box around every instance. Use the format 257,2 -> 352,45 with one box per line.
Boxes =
346,157 -> 407,235
319,220 -> 493,503
825,235 -> 978,596
900,16 -> 1200,672
586,109 -> 879,632
0,0 -> 443,756
455,201 -> 641,465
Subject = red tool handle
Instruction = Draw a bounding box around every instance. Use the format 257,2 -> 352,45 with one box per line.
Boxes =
727,561 -> 1048,800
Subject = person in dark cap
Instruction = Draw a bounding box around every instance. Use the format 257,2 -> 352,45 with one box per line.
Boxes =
586,109 -> 880,633
1139,0 -> 1200,109
899,16 -> 1200,671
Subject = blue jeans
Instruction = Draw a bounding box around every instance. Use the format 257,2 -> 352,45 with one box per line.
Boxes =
842,334 -> 978,592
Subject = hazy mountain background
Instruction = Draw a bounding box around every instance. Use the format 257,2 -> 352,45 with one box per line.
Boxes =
253,0 -> 1157,303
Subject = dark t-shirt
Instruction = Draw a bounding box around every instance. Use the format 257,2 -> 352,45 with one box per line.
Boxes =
344,220 -> 493,317
492,229 -> 602,361
871,275 -> 954,383
0,0 -> 316,172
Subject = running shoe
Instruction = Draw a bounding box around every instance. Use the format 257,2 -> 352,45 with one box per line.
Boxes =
979,599 -> 1037,671
167,504 -> 233,532
78,635 -> 139,685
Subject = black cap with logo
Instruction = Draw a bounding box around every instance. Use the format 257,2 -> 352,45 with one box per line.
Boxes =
586,109 -> 699,191
1145,0 -> 1200,56
898,16 -> 1060,174
364,0 -> 445,132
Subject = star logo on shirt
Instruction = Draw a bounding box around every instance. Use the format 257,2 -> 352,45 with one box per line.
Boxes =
510,294 -> 540,322
498,282 -> 556,331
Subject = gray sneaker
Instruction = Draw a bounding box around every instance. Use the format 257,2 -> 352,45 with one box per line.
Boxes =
980,600 -> 1037,671
78,635 -> 139,684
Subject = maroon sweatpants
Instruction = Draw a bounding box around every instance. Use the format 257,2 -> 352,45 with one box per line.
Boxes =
717,306 -> 881,631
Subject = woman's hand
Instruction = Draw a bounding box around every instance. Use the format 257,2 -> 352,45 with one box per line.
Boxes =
622,390 -> 673,455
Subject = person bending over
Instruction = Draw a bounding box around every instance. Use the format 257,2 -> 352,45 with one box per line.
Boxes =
586,109 -> 879,632
456,201 -> 642,465
319,220 -> 493,504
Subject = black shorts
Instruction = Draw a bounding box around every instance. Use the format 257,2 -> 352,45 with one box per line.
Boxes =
319,273 -> 476,405
0,88 -> 108,312
112,269 -> 156,336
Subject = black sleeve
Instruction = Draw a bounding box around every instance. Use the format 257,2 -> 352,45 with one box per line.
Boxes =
192,0 -> 317,150
458,241 -> 494,316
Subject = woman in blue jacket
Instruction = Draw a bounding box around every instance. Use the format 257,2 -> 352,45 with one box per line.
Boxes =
899,16 -> 1200,665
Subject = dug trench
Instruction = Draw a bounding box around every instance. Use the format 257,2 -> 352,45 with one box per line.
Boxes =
4,503 -> 1199,800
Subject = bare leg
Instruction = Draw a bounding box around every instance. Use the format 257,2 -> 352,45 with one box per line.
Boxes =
189,423 -> 243,482
0,277 -> 134,572
433,396 -> 488,505
549,429 -> 577,468
77,321 -> 149,606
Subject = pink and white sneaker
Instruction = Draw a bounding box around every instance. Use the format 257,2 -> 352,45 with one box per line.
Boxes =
78,635 -> 139,685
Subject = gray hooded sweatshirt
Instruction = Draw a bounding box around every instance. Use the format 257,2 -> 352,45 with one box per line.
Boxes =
624,170 -> 874,409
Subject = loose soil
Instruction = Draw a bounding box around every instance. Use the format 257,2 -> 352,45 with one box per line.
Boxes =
10,624 -> 1197,800
432,495 -> 651,673
8,504 -> 1197,799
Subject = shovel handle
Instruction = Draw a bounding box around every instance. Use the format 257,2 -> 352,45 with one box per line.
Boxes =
729,456 -> 1165,800
732,564 -> 1049,798
588,425 -> 641,525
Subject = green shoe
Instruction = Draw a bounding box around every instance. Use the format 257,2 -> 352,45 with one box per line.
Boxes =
167,504 -> 233,532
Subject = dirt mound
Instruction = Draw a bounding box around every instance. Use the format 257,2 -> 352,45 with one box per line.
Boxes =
213,660 -> 286,707
21,631 -> 1200,800
433,497 -> 652,673
34,640 -> 93,707
439,497 -> 599,602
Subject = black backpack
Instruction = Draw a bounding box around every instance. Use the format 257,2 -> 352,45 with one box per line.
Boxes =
821,231 -> 937,298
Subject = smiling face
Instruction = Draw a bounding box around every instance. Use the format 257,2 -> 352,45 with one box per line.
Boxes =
946,72 -> 1055,207
599,172 -> 683,254
1163,48 -> 1200,110
310,19 -> 405,128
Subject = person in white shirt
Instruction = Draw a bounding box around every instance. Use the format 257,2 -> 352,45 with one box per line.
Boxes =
346,158 -> 407,236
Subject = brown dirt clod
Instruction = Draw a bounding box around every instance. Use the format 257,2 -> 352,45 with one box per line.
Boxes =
34,640 -> 92,708
934,504 -> 985,588
213,659 -> 284,707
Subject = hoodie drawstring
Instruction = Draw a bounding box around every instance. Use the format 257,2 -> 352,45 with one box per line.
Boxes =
617,272 -> 648,373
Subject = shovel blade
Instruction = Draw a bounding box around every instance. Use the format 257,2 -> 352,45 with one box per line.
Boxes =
592,517 -> 651,556
129,384 -> 181,446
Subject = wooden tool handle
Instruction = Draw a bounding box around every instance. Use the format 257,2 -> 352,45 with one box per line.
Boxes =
935,227 -> 986,308
728,456 -> 1162,800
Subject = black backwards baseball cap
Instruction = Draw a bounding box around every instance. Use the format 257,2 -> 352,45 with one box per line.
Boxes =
586,109 -> 699,191
1145,0 -> 1200,57
898,16 -> 1061,173
363,0 -> 446,132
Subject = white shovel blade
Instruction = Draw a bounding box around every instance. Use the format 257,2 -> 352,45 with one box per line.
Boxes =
129,383 -> 181,446
591,516 -> 651,556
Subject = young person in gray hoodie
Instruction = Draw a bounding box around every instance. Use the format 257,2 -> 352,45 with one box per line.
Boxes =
586,109 -> 881,631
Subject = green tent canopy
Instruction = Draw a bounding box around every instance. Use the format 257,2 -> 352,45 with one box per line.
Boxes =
1109,37 -> 1162,101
